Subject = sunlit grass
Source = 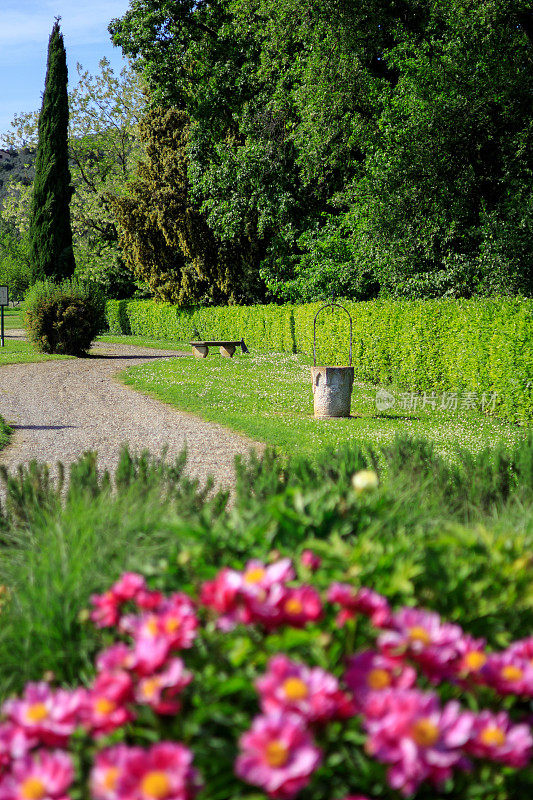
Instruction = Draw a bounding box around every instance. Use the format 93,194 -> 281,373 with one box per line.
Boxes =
2,307 -> 23,330
0,336 -> 69,366
120,349 -> 523,458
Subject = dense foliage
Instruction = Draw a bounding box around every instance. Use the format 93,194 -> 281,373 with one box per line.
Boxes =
1,435 -> 533,695
108,0 -> 533,301
27,22 -> 75,282
105,297 -> 533,424
25,278 -> 106,355
0,439 -> 532,797
0,219 -> 32,301
107,108 -> 263,305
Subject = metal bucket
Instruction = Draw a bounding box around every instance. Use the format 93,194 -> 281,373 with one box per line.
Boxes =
312,302 -> 354,419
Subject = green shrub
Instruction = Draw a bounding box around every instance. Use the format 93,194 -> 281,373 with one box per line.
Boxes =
0,448 -> 228,696
106,297 -> 533,423
25,278 -> 106,355
0,416 -> 11,452
1,434 -> 533,697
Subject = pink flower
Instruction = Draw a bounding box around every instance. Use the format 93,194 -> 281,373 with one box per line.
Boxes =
464,710 -> 532,767
112,573 -> 147,602
135,590 -> 165,611
300,551 -> 321,572
91,745 -> 140,800
3,684 -> 83,748
256,655 -> 354,723
0,725 -> 33,775
327,585 -> 390,628
154,594 -> 198,650
344,650 -> 416,711
123,594 -> 198,673
235,713 -> 321,799
96,644 -> 135,674
90,591 -> 121,628
135,659 -> 192,715
508,636 -> 533,661
116,742 -> 201,800
240,560 -> 295,597
364,689 -> 472,796
275,587 -> 323,629
452,637 -> 488,682
482,651 -> 533,697
130,636 -> 170,678
200,569 -> 243,630
0,727 -> 12,776
378,607 -> 465,681
0,750 -> 73,800
81,671 -> 134,736
200,560 -> 295,631
90,575 -> 162,628
117,595 -> 198,677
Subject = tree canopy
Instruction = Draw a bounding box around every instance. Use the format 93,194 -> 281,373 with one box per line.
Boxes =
109,0 -> 533,301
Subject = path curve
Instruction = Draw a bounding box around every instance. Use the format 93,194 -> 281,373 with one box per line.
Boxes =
0,332 -> 262,487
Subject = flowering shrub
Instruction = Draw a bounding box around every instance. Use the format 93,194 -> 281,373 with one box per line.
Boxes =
0,553 -> 532,800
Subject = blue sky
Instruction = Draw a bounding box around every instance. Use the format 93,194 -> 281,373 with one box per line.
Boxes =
0,0 -> 132,139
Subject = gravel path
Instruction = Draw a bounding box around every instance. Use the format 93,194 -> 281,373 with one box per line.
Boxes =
0,332 -> 262,487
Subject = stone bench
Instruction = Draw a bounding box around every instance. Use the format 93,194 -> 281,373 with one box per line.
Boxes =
190,339 -> 248,358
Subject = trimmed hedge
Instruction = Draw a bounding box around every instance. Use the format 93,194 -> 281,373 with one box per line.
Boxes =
106,298 -> 533,424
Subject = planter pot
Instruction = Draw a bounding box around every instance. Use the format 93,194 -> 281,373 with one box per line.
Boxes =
311,366 -> 354,418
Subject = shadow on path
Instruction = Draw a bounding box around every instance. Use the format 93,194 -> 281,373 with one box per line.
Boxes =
12,424 -> 78,431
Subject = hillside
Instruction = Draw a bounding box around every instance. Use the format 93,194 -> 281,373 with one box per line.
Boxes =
0,148 -> 35,202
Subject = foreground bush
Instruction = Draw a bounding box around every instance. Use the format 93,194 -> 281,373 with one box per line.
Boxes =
106,297 -> 533,424
0,435 -> 532,698
25,279 -> 105,355
0,546 -> 532,800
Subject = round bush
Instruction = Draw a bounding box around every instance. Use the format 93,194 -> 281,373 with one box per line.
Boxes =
24,278 -> 106,355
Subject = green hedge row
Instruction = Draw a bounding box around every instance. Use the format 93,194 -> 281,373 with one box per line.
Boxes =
106,298 -> 533,424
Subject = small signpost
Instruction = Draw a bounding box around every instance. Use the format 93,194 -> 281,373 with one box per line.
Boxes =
0,286 -> 8,347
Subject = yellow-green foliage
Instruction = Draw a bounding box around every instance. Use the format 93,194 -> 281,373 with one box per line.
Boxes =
106,297 -> 533,424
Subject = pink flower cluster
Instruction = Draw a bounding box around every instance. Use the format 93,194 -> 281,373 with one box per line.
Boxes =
90,573 -> 164,629
237,654 -> 356,797
327,584 -> 391,628
91,742 -> 201,800
200,559 -> 322,631
1,563 -> 533,800
0,573 -> 202,800
76,586 -> 198,736
361,686 -> 532,795
374,605 -> 533,696
338,599 -> 533,795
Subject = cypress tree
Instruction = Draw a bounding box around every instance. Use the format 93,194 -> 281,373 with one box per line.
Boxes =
28,19 -> 75,281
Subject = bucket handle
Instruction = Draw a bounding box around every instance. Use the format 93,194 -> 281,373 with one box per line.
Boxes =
313,301 -> 353,367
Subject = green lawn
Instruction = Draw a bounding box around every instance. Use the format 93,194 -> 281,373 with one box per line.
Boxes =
120,348 -> 523,459
2,307 -> 23,330
0,336 -> 70,366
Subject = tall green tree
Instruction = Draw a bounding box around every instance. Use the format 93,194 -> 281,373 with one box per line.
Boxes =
108,107 -> 264,304
28,20 -> 75,281
2,59 -> 145,297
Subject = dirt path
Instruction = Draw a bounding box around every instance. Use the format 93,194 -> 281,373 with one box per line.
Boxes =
0,332 -> 262,487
